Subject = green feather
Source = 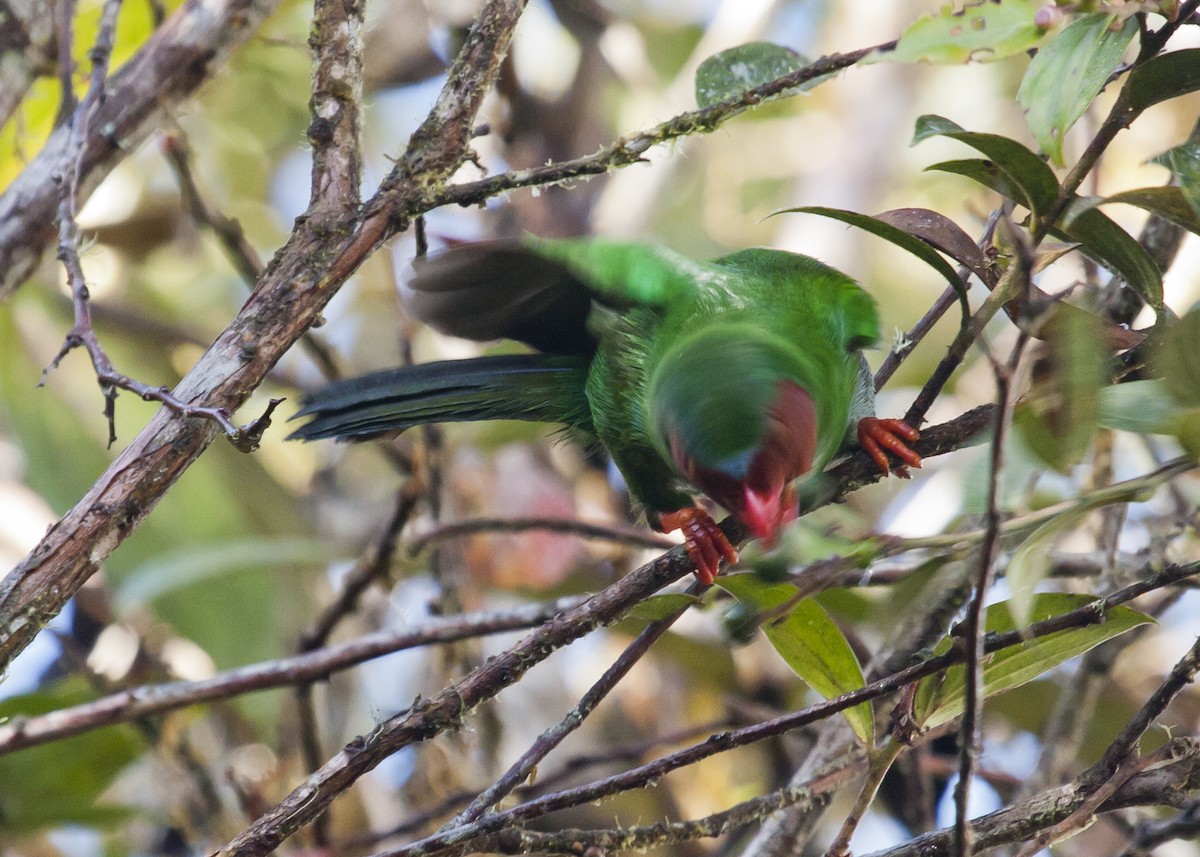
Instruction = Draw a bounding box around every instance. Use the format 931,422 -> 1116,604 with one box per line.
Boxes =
291,238 -> 883,517
288,354 -> 593,440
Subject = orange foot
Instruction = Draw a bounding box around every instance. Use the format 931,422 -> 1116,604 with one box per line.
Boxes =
658,507 -> 738,586
857,417 -> 922,478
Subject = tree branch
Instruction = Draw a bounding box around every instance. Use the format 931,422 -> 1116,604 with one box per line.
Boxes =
0,0 -> 527,677
0,0 -> 282,299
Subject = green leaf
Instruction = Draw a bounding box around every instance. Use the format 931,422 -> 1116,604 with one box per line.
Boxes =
694,42 -> 819,108
1097,379 -> 1187,434
1017,14 -> 1136,166
1151,140 -> 1200,216
1057,202 -> 1163,308
1127,49 -> 1200,113
878,0 -> 1043,65
1006,479 -> 1149,627
1170,407 -> 1200,459
775,205 -> 969,320
718,573 -> 873,744
1097,186 -> 1200,237
913,115 -> 1060,218
1152,306 -> 1200,408
115,537 -> 344,610
925,157 -> 1021,199
913,595 -> 1151,729
1012,305 -> 1105,473
626,593 -> 701,623
0,681 -> 143,833
1006,511 -> 1083,632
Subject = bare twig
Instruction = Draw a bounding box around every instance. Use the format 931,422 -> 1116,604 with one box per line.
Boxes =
447,582 -> 702,826
1013,741 -> 1189,857
1082,635 -> 1200,793
408,516 -> 676,555
419,42 -> 893,215
343,718 -> 738,847
299,484 -> 423,653
161,131 -> 264,284
44,0 -> 283,448
452,768 -> 861,857
0,0 -> 285,299
874,208 -> 1003,393
0,0 -> 521,676
955,321 -> 1031,854
865,742 -> 1200,857
375,562 -> 1199,857
0,594 -> 586,755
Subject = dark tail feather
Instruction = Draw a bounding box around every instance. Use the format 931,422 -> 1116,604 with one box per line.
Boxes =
287,353 -> 593,441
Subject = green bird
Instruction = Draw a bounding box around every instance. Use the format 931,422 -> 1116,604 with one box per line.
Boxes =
289,237 -> 921,585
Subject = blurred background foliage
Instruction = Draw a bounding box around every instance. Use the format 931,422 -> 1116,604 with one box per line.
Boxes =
1,0 -> 1199,855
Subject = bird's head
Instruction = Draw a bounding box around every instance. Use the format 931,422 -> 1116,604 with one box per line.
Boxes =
648,325 -> 819,545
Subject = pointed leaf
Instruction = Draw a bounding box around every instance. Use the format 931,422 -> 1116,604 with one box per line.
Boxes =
1151,140 -> 1200,216
1012,305 -> 1105,473
1006,478 -> 1150,627
1097,379 -> 1187,434
878,0 -> 1043,65
695,42 -> 820,108
1005,511 -> 1085,628
1018,13 -> 1136,166
1128,49 -> 1200,113
913,595 -> 1152,729
873,208 -> 995,285
1057,203 -> 1163,308
1152,306 -> 1200,407
926,157 -> 1026,201
776,206 -> 969,320
1097,186 -> 1200,237
718,573 -> 873,744
913,115 -> 1060,217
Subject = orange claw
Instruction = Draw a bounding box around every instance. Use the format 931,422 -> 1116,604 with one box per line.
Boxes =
857,417 -> 922,478
658,507 -> 738,586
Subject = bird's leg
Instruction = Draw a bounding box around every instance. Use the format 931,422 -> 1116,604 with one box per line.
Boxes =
657,507 -> 738,586
857,418 -> 922,477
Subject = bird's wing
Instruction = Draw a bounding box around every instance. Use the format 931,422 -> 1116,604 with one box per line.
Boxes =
408,238 -> 706,355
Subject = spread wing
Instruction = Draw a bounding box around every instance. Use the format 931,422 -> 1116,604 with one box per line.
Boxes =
408,237 -> 706,355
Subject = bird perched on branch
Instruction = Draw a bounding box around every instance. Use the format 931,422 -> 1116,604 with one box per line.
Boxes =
289,237 -> 921,585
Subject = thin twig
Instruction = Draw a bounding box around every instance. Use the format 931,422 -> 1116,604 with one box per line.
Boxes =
864,741 -> 1200,857
376,562 -> 1200,857
1013,741 -> 1189,857
1082,635 -> 1200,792
874,208 -> 1003,393
294,481 -> 420,843
408,517 -> 675,555
954,326 -> 1030,855
43,0 -> 282,449
342,718 -> 737,847
161,131 -> 264,284
420,41 -> 896,215
455,768 -> 861,857
0,594 -> 587,755
446,582 -> 702,826
298,483 -> 424,653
